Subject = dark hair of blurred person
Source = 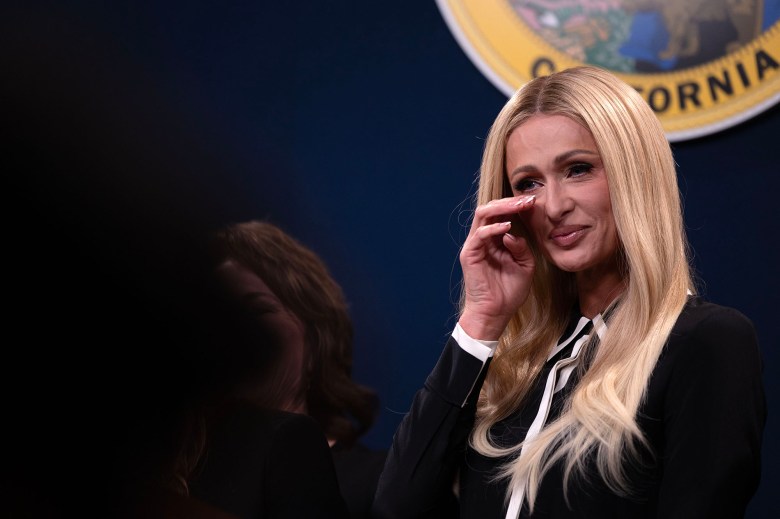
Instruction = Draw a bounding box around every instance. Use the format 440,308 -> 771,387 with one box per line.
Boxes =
194,220 -> 386,518
211,221 -> 378,443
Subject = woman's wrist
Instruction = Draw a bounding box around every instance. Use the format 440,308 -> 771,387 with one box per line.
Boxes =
458,310 -> 509,341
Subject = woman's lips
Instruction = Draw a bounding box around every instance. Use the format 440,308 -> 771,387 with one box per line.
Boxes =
549,226 -> 587,247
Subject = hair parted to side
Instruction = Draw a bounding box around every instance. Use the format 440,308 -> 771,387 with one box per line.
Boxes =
214,221 -> 378,445
468,66 -> 694,509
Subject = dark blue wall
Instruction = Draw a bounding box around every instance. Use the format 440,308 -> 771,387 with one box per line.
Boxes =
7,1 -> 778,516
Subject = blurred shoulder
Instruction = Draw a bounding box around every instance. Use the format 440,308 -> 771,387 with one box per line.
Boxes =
206,401 -> 329,454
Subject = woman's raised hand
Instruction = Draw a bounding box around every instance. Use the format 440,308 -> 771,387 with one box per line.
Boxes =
458,195 -> 536,341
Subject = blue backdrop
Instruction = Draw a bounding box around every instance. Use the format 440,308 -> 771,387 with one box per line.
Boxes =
7,1 -> 777,516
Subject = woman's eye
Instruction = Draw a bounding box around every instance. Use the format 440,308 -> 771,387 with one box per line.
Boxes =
568,163 -> 593,177
512,178 -> 541,193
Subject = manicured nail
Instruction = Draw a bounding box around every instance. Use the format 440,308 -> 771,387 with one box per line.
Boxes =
513,195 -> 535,206
501,220 -> 512,226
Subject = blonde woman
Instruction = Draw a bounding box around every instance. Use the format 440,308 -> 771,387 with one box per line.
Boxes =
373,66 -> 765,518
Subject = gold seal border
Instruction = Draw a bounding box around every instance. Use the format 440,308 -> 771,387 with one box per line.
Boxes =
436,0 -> 780,141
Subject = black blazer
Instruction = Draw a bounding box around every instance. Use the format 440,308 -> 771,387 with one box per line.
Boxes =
372,297 -> 766,518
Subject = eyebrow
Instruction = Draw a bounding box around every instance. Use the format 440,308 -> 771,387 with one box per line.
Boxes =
508,148 -> 599,178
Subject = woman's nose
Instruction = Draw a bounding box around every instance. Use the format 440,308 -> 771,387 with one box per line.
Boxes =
543,184 -> 575,221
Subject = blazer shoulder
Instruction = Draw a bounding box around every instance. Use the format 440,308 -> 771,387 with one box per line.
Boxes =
664,296 -> 760,365
672,297 -> 754,339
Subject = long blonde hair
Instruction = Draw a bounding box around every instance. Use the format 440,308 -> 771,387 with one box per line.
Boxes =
468,66 -> 693,509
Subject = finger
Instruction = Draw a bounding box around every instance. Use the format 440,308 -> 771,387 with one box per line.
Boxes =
502,233 -> 534,264
462,220 -> 512,256
473,220 -> 513,243
472,195 -> 536,228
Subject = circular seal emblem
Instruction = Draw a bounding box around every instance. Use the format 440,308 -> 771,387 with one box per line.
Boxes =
436,0 -> 780,141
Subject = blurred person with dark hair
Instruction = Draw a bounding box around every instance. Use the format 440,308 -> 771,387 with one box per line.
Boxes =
190,221 -> 386,519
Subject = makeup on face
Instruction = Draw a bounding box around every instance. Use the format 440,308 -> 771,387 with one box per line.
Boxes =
505,114 -> 619,279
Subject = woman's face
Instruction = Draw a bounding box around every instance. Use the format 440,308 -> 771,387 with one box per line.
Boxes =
215,259 -> 308,413
505,114 -> 620,279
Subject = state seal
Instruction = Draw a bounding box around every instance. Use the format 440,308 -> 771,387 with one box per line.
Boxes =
436,0 -> 780,140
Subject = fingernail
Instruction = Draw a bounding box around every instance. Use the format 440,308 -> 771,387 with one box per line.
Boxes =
513,195 -> 535,206
502,221 -> 512,226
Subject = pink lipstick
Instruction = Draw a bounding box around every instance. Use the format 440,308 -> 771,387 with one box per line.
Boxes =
549,226 -> 587,247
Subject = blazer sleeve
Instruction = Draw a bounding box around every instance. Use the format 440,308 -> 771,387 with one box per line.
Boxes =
657,306 -> 766,519
371,337 -> 491,519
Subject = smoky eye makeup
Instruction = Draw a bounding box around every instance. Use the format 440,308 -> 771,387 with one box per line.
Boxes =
511,177 -> 541,193
567,162 -> 594,176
